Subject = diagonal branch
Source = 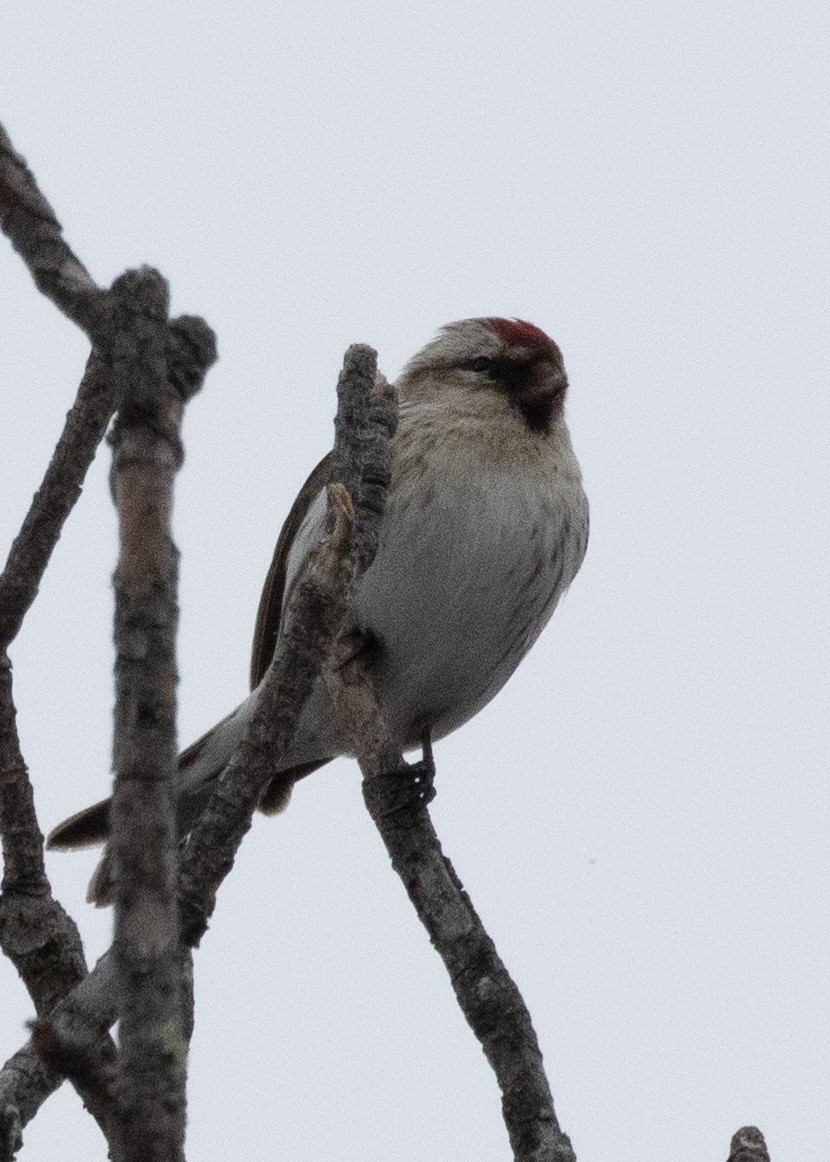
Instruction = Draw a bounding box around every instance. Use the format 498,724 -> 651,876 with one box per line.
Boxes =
0,948 -> 122,1143
0,119 -> 217,657
334,652 -> 576,1162
178,343 -> 384,944
341,684 -> 576,1161
0,122 -> 103,333
304,346 -> 574,1159
0,348 -> 113,651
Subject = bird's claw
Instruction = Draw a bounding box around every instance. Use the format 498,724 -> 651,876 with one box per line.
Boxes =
363,758 -> 436,820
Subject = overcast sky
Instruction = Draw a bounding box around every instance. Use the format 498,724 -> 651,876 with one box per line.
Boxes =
1,3 -> 828,1159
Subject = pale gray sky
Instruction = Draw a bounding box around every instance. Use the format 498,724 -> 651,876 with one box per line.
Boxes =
1,2 -> 828,1159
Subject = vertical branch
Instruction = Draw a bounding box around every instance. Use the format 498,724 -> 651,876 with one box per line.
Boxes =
107,268 -> 197,1162
1,119 -> 217,1155
0,120 -> 122,1148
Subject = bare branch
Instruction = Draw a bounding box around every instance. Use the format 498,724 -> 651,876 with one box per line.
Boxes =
0,650 -> 119,1149
0,121 -> 217,655
352,369 -> 397,572
0,121 -> 103,333
0,349 -> 112,651
0,118 -> 216,1154
179,344 -> 379,944
106,267 -> 199,1161
342,677 -> 576,1161
0,344 -> 373,1137
328,349 -> 575,1159
0,948 -> 121,1158
330,346 -> 373,501
329,385 -> 574,1162
0,1044 -> 53,1160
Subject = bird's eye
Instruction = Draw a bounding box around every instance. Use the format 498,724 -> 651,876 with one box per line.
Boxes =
469,356 -> 495,373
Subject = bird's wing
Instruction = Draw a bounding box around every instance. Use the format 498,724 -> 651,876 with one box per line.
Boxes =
249,452 -> 333,689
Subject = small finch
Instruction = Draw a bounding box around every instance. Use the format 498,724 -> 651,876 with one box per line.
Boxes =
48,318 -> 589,901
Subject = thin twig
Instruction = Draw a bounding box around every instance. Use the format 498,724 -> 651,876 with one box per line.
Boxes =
0,348 -> 112,651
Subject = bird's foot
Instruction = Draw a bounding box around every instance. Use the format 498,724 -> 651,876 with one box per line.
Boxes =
363,757 -> 436,820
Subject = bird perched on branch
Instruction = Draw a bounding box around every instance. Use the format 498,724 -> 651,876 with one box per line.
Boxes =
48,317 -> 589,901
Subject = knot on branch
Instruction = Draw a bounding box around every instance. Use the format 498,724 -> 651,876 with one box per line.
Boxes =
103,278 -> 216,475
727,1126 -> 769,1162
110,266 -> 170,322
166,316 -> 218,402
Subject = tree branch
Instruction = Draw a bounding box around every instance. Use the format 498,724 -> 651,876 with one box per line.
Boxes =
325,341 -> 575,1159
0,344 -> 386,1141
178,344 -> 382,944
0,947 -> 122,1161
0,119 -> 217,658
330,354 -> 576,1159
0,349 -> 112,651
0,118 -> 216,1156
334,658 -> 576,1161
0,121 -> 103,333
106,267 -> 201,1162
0,562 -> 117,1152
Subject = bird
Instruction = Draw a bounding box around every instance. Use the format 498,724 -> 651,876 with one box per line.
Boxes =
47,317 -> 589,902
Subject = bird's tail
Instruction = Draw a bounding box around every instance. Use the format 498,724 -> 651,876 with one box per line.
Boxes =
46,692 -> 333,905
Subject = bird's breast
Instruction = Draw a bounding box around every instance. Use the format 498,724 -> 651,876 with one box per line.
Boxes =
351,445 -> 588,746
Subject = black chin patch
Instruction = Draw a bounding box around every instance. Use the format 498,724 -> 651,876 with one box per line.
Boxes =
491,356 -> 565,434
514,392 -> 561,435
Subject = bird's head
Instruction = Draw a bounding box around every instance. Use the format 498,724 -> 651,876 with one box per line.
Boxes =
397,317 -> 568,435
